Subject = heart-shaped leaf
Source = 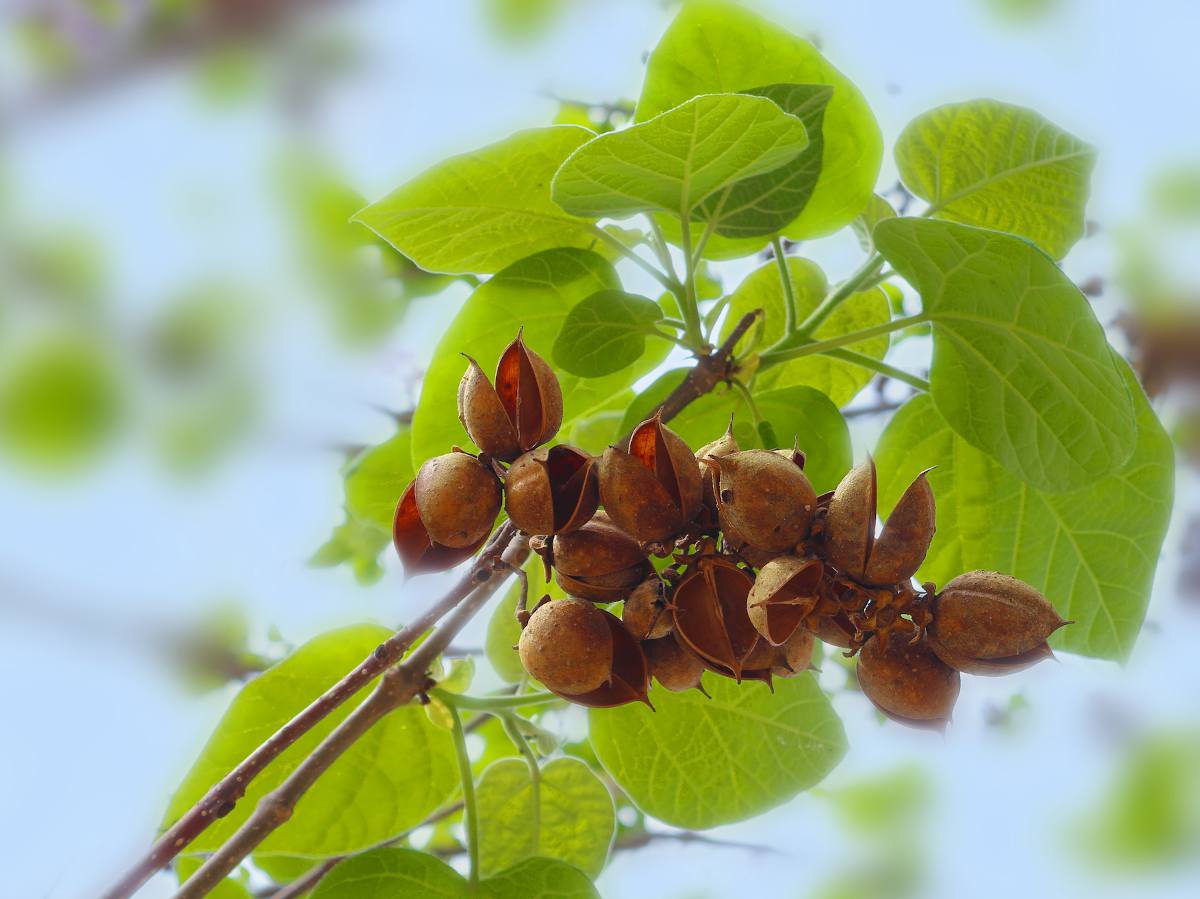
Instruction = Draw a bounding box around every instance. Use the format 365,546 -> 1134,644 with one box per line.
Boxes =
553,290 -> 665,377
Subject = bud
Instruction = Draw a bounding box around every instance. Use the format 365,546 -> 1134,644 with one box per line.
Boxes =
457,331 -> 563,461
746,556 -> 823,645
672,554 -> 759,680
857,632 -> 960,730
551,512 -> 652,601
643,634 -> 706,692
707,449 -> 817,553
504,444 -> 599,536
518,598 -> 613,695
621,574 -> 672,640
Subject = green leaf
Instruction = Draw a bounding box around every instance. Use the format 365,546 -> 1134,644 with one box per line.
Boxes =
476,757 -> 615,877
895,99 -> 1096,259
553,290 -> 665,377
722,256 -> 891,405
163,626 -> 459,856
875,217 -> 1135,492
310,516 -> 390,585
311,848 -> 466,898
551,93 -> 808,219
410,248 -> 666,469
355,127 -> 600,275
875,361 -> 1173,661
482,857 -> 600,899
345,428 -> 413,532
851,193 -> 898,252
637,0 -> 882,240
589,672 -> 845,829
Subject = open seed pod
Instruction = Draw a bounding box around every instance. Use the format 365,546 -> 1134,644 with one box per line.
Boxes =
672,555 -> 760,680
928,571 -> 1068,675
744,626 -> 816,679
746,556 -> 824,645
825,459 -> 936,587
695,419 -> 740,524
622,574 -> 672,640
857,631 -> 960,731
555,608 -> 651,708
707,449 -> 817,553
504,444 -> 599,536
551,512 -> 652,601
393,482 -> 490,576
643,634 -> 706,693
599,414 -> 703,543
457,331 -> 563,462
518,598 -> 614,695
807,611 -> 856,649
413,451 -> 502,548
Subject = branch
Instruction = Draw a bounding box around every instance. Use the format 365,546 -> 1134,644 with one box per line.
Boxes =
614,829 -> 788,857
102,521 -> 521,899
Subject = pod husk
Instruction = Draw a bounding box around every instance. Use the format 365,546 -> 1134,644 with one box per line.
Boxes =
746,556 -> 824,645
413,451 -> 501,548
929,570 -> 1067,663
392,482 -> 488,576
504,444 -> 598,535
672,556 -> 759,680
857,632 -> 960,731
518,597 -> 614,695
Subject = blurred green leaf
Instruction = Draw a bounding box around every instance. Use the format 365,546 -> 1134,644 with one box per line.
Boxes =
822,765 -> 930,835
345,428 -> 413,532
482,857 -> 600,899
310,516 -> 390,585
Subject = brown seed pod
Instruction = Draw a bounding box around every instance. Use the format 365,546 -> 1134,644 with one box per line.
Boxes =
744,625 -> 816,679
551,512 -> 652,601
643,634 -> 706,692
457,331 -> 563,461
928,571 -> 1068,674
413,451 -> 502,548
622,574 -> 673,640
707,450 -> 817,553
824,459 -> 936,587
393,482 -> 489,576
599,415 -> 703,543
746,556 -> 824,645
857,631 -> 960,730
558,608 -> 652,708
672,554 -> 760,680
504,444 -> 599,536
696,418 -> 740,522
518,598 -> 613,695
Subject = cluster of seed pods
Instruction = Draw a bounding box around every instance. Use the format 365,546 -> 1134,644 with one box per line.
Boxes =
394,332 -> 1069,729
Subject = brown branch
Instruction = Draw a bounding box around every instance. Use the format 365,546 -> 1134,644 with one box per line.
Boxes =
101,521 -> 520,899
614,829 -> 788,857
175,533 -> 529,897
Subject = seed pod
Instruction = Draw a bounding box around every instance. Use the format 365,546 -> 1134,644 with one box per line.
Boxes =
393,482 -> 489,576
518,598 -> 613,695
558,608 -> 652,708
721,520 -> 783,568
643,634 -> 706,692
928,571 -> 1067,674
413,451 -> 502,548
672,555 -> 759,680
807,610 -> 856,649
825,459 -> 936,587
622,574 -> 672,640
745,625 -> 816,679
552,512 -> 652,601
746,556 -> 824,645
857,632 -> 960,730
708,450 -> 817,553
457,331 -> 563,461
504,444 -> 599,536
696,418 -> 740,521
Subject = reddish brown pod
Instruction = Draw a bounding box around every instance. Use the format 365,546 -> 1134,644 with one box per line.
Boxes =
393,451 -> 501,575
643,634 -> 706,693
744,626 -> 817,679
621,574 -> 672,640
504,444 -> 599,536
857,631 -> 960,730
695,419 -> 739,524
928,571 -> 1068,676
555,608 -> 652,708
599,414 -> 703,543
707,449 -> 817,553
672,554 -> 760,680
825,459 -> 935,587
550,512 -> 652,601
746,556 -> 824,645
458,331 -> 563,461
518,598 -> 613,695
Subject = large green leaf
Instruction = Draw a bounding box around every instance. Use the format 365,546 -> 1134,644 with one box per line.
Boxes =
475,757 -> 615,877
354,127 -> 599,275
895,99 -> 1096,259
637,0 -> 881,239
552,93 -> 808,220
553,290 -> 665,377
875,217 -> 1135,492
722,256 -> 891,405
163,626 -> 459,856
344,428 -> 413,532
409,248 -> 666,469
875,362 -> 1173,661
589,672 -> 845,828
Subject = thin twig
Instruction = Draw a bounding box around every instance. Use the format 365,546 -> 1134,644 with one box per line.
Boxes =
614,829 -> 788,857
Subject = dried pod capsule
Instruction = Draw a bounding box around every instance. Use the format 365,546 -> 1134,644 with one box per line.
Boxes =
622,574 -> 673,640
928,571 -> 1068,674
672,555 -> 760,680
457,331 -> 563,461
643,634 -> 706,692
746,556 -> 824,645
744,625 -> 816,679
504,445 -> 599,536
708,450 -> 817,553
857,632 -> 960,730
558,608 -> 651,708
393,482 -> 489,576
518,598 -> 613,695
825,459 -> 936,587
696,418 -> 740,520
807,611 -> 857,649
552,512 -> 652,601
413,451 -> 502,548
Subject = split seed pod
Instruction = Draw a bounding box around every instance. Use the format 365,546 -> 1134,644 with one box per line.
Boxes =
825,459 -> 936,587
928,571 -> 1068,675
708,450 -> 817,553
695,419 -> 740,523
672,555 -> 759,680
599,415 -> 703,543
555,608 -> 652,708
746,556 -> 824,645
622,574 -> 673,640
504,444 -> 599,535
643,634 -> 706,692
551,512 -> 652,601
457,331 -> 563,461
744,626 -> 816,679
857,632 -> 960,731
806,611 -> 856,649
518,598 -> 613,695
